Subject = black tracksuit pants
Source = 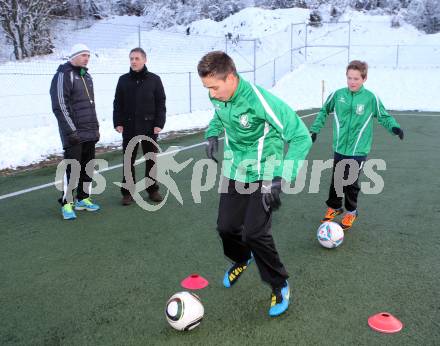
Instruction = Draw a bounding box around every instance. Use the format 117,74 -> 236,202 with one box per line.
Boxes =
60,141 -> 96,205
326,152 -> 366,212
217,179 -> 289,289
121,135 -> 159,196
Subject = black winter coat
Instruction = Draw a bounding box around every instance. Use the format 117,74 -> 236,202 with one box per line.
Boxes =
113,66 -> 166,138
50,62 -> 100,149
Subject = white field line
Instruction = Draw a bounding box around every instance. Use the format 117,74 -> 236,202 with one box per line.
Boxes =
391,113 -> 440,117
2,110 -> 434,201
0,141 -> 207,201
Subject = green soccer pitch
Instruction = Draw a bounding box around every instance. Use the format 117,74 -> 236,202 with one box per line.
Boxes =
1,111 -> 439,345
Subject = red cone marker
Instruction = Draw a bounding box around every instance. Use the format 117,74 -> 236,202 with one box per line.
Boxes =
368,312 -> 403,333
181,274 -> 209,290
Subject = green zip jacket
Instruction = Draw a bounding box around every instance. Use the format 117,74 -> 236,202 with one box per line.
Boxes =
310,86 -> 400,156
205,77 -> 312,183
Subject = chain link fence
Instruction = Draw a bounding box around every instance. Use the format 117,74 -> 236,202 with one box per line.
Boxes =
0,18 -> 439,130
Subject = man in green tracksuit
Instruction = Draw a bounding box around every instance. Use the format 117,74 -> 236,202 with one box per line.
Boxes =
197,51 -> 312,317
310,60 -> 404,230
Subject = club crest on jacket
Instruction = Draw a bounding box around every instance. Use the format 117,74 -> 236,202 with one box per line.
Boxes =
239,113 -> 251,128
356,104 -> 365,115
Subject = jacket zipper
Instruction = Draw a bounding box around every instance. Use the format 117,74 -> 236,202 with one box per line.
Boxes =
345,92 -> 354,154
81,76 -> 94,105
226,101 -> 235,138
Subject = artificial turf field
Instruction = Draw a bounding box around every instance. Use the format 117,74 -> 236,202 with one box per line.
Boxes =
1,110 -> 439,345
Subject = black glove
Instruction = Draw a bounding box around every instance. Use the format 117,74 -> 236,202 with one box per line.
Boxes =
67,131 -> 81,146
206,136 -> 218,163
310,132 -> 317,143
392,127 -> 404,140
262,177 -> 282,213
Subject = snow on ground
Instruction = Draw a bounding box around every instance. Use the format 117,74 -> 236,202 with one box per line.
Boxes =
1,63 -> 438,170
0,7 -> 439,170
272,64 -> 440,112
181,7 -> 311,38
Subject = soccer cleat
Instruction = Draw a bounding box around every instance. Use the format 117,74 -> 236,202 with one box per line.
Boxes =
223,257 -> 253,288
321,207 -> 343,223
269,281 -> 290,317
75,198 -> 100,212
341,211 -> 358,230
61,202 -> 76,220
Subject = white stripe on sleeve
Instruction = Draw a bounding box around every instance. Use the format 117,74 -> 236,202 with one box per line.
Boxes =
250,84 -> 284,131
57,72 -> 76,131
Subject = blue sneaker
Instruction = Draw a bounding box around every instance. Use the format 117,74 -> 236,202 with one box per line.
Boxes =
61,203 -> 76,220
269,281 -> 290,317
223,257 -> 253,288
75,198 -> 100,212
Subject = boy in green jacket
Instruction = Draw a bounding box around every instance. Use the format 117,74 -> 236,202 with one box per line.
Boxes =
310,60 -> 404,230
198,51 -> 312,317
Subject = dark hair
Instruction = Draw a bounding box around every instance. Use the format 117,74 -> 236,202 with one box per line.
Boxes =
197,51 -> 237,80
130,47 -> 146,58
346,60 -> 368,79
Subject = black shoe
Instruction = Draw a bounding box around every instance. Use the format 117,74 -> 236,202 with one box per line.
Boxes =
148,191 -> 163,202
121,195 -> 134,206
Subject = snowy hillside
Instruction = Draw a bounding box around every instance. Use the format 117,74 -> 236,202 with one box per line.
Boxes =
0,7 -> 439,170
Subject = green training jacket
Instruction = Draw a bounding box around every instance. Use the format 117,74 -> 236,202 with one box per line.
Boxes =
310,86 -> 400,156
205,76 -> 312,183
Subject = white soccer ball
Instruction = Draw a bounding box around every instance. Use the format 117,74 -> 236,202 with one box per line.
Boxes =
165,291 -> 204,331
317,221 -> 344,248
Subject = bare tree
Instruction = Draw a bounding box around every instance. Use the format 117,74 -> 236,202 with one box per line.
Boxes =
0,0 -> 63,59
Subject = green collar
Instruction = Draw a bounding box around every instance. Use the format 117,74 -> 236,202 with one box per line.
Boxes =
209,74 -> 245,105
228,75 -> 244,103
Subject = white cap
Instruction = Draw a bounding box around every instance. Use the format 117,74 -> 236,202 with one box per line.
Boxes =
69,43 -> 90,60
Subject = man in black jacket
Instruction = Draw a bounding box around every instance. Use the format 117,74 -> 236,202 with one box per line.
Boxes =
50,43 -> 100,220
113,48 -> 166,205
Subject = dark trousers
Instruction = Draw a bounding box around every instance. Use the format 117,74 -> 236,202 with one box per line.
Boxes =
121,135 -> 159,196
217,179 -> 289,289
326,152 -> 366,212
60,141 -> 96,205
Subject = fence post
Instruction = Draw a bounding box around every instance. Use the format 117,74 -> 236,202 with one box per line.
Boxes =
348,20 -> 351,63
395,45 -> 399,68
253,39 -> 257,84
138,25 -> 141,47
290,23 -> 294,71
273,59 -> 276,86
189,72 -> 192,113
305,23 -> 308,62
